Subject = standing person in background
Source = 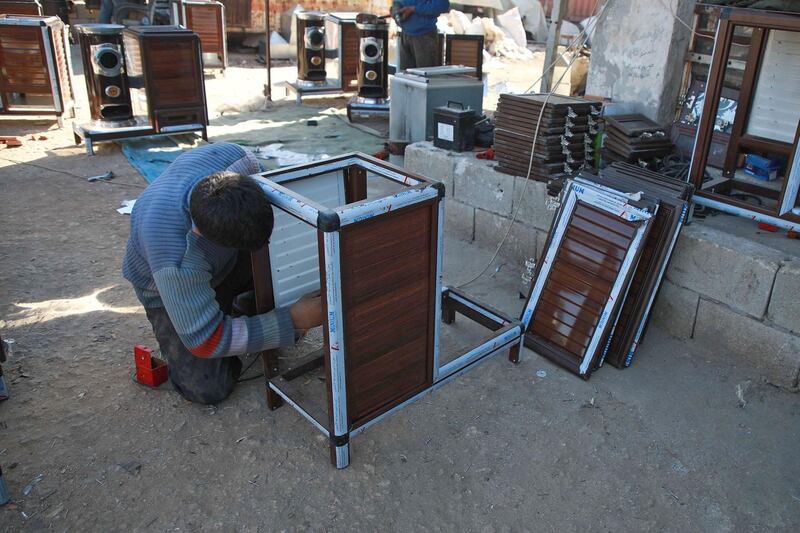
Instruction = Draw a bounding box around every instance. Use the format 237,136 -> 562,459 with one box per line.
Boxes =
393,0 -> 450,70
98,0 -> 114,23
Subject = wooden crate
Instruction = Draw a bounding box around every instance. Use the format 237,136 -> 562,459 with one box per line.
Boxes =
172,0 -> 227,69
122,25 -> 208,134
0,14 -> 74,123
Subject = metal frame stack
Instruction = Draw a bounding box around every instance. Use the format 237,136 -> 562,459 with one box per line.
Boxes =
575,163 -> 693,369
494,93 -> 600,181
603,114 -> 672,167
519,175 -> 658,378
171,0 -> 227,70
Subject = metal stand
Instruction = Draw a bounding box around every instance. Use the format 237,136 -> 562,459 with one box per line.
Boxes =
346,96 -> 390,121
73,119 -> 208,156
285,79 -> 350,104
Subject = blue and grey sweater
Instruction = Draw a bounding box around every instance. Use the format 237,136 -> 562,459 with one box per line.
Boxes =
122,143 -> 295,359
400,0 -> 449,36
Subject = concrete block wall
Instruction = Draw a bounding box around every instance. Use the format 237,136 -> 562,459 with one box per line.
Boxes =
404,142 -> 555,268
405,141 -> 800,390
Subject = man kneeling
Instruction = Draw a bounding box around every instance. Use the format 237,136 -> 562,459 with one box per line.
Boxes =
123,143 -> 322,404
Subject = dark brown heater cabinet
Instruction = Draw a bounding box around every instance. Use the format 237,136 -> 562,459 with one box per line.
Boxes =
123,26 -> 207,135
346,14 -> 390,120
0,14 -> 74,125
76,24 -> 133,123
445,34 -> 484,78
296,11 -> 326,83
0,0 -> 42,15
171,0 -> 227,69
73,25 -> 208,155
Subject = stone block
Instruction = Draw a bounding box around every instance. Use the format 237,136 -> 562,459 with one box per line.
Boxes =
768,259 -> 800,334
444,199 -> 475,242
693,299 -> 800,389
512,177 -> 556,231
452,156 -> 514,216
403,141 -> 454,196
666,224 -> 783,319
474,208 -> 538,267
650,280 -> 699,340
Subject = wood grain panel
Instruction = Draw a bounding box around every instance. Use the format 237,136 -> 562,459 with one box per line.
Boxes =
340,201 -> 437,426
186,4 -> 224,59
526,198 -> 642,375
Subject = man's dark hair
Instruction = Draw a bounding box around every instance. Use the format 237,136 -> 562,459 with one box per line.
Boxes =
190,171 -> 274,250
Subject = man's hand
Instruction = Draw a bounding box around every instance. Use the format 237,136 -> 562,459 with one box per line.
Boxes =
396,5 -> 415,20
289,292 -> 324,333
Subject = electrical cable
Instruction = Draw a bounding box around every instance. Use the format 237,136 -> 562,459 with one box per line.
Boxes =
0,154 -> 146,191
456,0 -> 613,288
237,354 -> 263,382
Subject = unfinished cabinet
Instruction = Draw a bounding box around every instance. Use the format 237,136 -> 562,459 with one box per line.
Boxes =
172,0 -> 227,69
0,14 -> 74,124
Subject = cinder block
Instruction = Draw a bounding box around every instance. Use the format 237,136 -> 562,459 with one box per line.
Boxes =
403,141 -> 454,196
768,259 -> 800,334
512,177 -> 556,231
474,208 -> 538,266
444,199 -> 475,242
452,156 -> 514,215
693,299 -> 800,389
650,280 -> 699,340
666,224 -> 783,319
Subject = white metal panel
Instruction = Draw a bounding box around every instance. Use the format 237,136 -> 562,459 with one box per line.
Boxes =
781,138 -> 800,215
268,171 -> 346,307
746,30 -> 800,144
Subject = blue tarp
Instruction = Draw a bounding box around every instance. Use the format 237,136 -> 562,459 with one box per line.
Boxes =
120,136 -> 196,183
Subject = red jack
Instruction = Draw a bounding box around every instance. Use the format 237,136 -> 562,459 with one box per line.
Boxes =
134,345 -> 169,388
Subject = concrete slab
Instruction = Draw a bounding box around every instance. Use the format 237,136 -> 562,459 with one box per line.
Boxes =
452,157 -> 515,216
444,198 -> 476,242
768,259 -> 800,334
650,280 -> 699,340
404,142 -> 455,196
474,208 -> 539,267
667,224 -> 784,319
512,176 -> 556,232
693,299 -> 800,389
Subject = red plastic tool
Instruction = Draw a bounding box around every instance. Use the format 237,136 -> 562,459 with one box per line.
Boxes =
134,345 -> 169,387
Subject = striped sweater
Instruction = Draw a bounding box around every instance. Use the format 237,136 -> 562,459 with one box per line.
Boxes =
122,143 -> 295,358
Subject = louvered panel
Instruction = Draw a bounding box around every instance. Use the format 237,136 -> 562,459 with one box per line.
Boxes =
521,179 -> 657,378
583,163 -> 693,369
340,201 -> 437,426
746,30 -> 800,144
268,171 -> 346,308
185,4 -> 223,55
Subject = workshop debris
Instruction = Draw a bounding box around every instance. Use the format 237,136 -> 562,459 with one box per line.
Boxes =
118,461 -> 142,476
87,171 -> 114,182
0,136 -> 21,148
21,473 -> 43,496
494,93 -> 600,180
117,199 -> 136,215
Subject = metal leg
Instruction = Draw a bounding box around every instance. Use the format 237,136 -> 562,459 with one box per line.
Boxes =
508,339 -> 521,364
85,137 -> 94,156
57,116 -> 64,129
322,232 -> 350,469
262,350 -> 283,410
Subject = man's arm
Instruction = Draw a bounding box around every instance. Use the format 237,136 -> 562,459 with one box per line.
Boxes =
153,266 -> 296,358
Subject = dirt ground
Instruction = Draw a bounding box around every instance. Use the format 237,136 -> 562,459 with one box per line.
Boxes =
1,50 -> 799,532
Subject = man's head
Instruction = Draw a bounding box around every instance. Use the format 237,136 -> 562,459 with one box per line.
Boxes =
190,171 -> 274,250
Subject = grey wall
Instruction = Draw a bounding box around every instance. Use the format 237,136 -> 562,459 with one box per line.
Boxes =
586,0 -> 696,124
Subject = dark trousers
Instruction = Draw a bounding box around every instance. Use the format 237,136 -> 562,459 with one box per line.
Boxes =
399,30 -> 442,70
144,251 -> 255,404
